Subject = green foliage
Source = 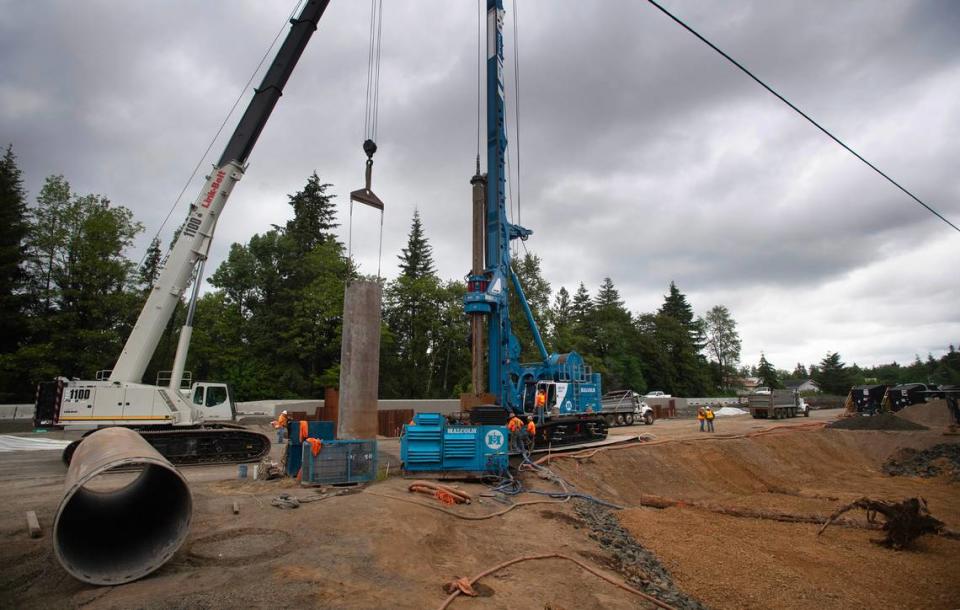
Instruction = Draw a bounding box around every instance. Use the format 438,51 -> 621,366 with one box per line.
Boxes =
812,352 -> 855,395
702,304 -> 741,389
509,252 -> 551,358
0,145 -> 30,354
756,353 -> 781,389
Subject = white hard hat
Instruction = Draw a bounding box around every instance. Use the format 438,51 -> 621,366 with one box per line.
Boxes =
282,410 -> 288,414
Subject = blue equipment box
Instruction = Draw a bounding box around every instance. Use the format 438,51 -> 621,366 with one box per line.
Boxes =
401,413 -> 508,475
285,420 -> 335,477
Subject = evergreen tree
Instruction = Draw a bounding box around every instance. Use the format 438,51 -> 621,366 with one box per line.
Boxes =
756,353 -> 780,389
398,210 -> 434,279
0,145 -> 29,355
381,211 -> 443,398
138,237 -> 162,290
589,277 -> 644,391
814,352 -> 855,395
659,281 -> 694,325
792,362 -> 808,378
282,172 -> 338,254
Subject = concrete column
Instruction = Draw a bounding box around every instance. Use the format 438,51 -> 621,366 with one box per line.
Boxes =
337,280 -> 382,439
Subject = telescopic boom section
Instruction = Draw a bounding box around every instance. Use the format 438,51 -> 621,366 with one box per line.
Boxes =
109,0 -> 330,384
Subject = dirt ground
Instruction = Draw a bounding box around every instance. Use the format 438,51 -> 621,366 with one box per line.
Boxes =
1,408 -> 958,609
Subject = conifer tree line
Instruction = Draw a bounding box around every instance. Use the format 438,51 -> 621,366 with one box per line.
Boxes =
1,146 -> 957,402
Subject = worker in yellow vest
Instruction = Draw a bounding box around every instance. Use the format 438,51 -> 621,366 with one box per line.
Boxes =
704,405 -> 716,433
697,406 -> 706,432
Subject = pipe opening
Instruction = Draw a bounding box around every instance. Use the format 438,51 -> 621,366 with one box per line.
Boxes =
55,461 -> 192,585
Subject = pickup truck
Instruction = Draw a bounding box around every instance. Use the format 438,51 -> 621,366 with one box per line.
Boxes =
643,391 -> 671,398
601,390 -> 655,426
747,389 -> 808,419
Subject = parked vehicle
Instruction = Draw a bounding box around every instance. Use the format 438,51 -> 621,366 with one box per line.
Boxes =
643,390 -> 671,398
747,389 -> 807,419
601,390 -> 655,426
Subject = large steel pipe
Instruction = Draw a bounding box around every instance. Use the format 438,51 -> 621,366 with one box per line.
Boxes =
53,427 -> 192,585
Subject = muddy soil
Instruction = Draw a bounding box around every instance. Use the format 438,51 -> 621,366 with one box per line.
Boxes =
1,413 -> 958,609
548,427 -> 960,609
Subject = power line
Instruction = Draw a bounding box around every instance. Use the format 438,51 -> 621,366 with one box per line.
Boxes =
645,0 -> 959,234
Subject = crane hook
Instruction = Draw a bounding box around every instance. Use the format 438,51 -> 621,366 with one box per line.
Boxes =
350,139 -> 384,211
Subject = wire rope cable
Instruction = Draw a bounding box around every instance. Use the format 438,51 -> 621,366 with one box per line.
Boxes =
644,0 -> 959,234
137,0 -> 306,270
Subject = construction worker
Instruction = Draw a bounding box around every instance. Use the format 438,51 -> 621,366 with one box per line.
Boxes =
705,405 -> 716,432
507,414 -> 524,453
525,418 -> 537,451
535,387 -> 547,410
273,410 -> 289,444
697,405 -> 706,432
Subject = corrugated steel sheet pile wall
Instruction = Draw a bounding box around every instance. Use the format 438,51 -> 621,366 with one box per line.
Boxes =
378,409 -> 414,437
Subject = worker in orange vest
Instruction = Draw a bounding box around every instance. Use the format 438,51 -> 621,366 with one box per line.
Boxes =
535,388 -> 547,410
507,414 -> 524,452
272,410 -> 289,443
525,418 -> 537,451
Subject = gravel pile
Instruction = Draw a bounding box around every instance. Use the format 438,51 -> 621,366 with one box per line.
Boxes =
575,501 -> 708,610
827,413 -> 928,431
883,443 -> 960,480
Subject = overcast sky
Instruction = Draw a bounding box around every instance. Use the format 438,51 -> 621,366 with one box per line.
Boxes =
2,0 -> 957,372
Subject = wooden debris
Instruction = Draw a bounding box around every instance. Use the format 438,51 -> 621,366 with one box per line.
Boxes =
25,511 -> 41,538
818,496 -> 945,549
232,501 -> 240,515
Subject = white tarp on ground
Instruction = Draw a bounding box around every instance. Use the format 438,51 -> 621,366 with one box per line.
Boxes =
0,435 -> 72,452
714,406 -> 748,417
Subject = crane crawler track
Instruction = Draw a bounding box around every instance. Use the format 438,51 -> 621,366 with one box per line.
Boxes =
63,425 -> 271,466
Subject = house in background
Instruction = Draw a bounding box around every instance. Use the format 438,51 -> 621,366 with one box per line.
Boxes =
784,378 -> 820,393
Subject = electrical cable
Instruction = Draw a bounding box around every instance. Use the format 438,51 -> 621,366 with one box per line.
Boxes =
644,0 -> 959,235
137,0 -> 306,270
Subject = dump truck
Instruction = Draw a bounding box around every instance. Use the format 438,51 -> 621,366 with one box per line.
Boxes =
601,390 -> 655,426
747,389 -> 808,419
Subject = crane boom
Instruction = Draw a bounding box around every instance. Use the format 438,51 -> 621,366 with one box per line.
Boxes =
110,0 -> 330,384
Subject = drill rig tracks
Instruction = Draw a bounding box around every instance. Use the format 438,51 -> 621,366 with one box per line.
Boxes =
63,424 -> 271,466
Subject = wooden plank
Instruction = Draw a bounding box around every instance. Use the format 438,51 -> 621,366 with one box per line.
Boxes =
25,510 -> 41,538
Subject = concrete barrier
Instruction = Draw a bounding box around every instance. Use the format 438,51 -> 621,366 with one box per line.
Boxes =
0,405 -> 34,420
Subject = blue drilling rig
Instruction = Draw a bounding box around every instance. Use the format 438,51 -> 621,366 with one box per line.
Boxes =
402,1 -> 608,475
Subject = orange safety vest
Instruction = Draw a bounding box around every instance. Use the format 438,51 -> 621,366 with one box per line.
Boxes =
305,437 -> 323,457
705,408 -> 715,421
508,417 -> 522,433
274,413 -> 289,429
535,391 -> 546,408
526,420 -> 536,436
299,420 -> 309,442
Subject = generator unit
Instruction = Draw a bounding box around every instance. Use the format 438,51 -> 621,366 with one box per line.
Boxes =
401,413 -> 508,476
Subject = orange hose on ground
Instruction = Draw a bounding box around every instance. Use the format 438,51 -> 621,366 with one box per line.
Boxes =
436,552 -> 676,610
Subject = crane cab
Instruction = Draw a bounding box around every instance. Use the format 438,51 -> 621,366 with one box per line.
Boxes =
183,382 -> 236,422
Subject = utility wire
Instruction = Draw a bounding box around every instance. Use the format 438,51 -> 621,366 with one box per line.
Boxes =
645,0 -> 959,234
138,0 -> 306,269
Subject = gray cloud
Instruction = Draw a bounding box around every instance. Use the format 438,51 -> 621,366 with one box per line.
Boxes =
1,0 -> 957,370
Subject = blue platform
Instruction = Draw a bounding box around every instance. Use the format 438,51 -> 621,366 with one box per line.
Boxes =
401,413 -> 508,475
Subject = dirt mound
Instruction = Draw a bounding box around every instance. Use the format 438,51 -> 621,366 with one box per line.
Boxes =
897,399 -> 955,428
828,413 -> 928,431
884,444 -> 960,480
